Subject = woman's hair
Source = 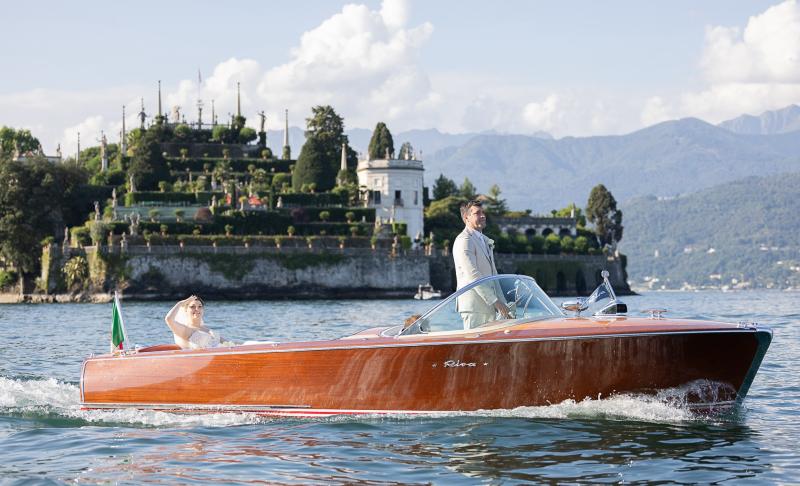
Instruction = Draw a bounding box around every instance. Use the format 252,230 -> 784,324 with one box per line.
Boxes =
183,296 -> 204,308
176,296 -> 204,326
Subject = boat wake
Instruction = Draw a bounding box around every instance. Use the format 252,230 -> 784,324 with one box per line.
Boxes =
0,376 -> 737,427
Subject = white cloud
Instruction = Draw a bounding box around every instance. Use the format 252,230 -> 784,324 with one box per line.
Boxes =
641,96 -> 673,126
62,116 -> 105,157
644,0 -> 800,124
256,0 -> 436,130
521,95 -> 562,132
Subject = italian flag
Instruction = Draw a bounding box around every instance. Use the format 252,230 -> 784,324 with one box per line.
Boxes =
110,292 -> 127,353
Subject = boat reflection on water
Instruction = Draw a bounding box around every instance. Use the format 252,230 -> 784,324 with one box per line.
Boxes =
81,273 -> 771,416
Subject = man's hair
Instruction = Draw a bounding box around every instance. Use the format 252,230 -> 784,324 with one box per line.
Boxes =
460,199 -> 483,220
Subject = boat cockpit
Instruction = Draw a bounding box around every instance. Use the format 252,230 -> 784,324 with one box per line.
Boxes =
387,272 -> 627,337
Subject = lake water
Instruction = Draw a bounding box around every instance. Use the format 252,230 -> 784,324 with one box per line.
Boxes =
1,291 -> 798,484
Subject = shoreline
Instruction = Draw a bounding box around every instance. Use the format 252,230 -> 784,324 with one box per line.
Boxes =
1,287 -> 639,304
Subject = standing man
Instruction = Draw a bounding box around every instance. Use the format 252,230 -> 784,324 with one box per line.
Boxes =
453,200 -> 510,329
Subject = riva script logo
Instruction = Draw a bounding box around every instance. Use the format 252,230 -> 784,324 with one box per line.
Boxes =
444,359 -> 476,368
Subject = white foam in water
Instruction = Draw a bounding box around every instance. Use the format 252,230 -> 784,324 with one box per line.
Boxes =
0,376 -> 261,427
1,375 -> 726,426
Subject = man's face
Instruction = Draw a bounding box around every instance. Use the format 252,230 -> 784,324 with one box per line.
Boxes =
464,205 -> 486,231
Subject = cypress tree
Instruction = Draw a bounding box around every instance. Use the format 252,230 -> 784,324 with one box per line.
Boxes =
368,122 -> 394,159
293,137 -> 337,192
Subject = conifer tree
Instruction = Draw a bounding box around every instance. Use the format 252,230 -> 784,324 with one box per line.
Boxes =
293,106 -> 355,191
368,122 -> 394,159
586,184 -> 624,247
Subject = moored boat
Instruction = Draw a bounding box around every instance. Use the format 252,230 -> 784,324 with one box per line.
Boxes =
81,273 -> 771,416
414,283 -> 442,300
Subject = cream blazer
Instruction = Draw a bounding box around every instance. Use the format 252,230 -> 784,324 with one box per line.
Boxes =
452,227 -> 501,313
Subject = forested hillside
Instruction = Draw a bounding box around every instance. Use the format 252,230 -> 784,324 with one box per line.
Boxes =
620,172 -> 800,289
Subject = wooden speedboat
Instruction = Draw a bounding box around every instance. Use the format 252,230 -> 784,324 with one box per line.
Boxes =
80,274 -> 772,416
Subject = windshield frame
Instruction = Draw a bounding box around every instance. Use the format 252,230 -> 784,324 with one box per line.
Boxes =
397,274 -> 563,336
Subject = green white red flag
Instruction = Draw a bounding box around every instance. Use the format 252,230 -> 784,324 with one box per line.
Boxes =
110,292 -> 127,353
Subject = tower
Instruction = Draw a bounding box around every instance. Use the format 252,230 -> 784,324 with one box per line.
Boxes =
157,80 -> 163,123
282,109 -> 291,160
237,82 -> 241,118
121,105 -> 127,154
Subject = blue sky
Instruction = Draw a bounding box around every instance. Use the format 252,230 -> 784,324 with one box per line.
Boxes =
1,0 -> 796,153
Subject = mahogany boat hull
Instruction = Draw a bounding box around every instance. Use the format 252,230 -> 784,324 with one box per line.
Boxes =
81,320 -> 772,416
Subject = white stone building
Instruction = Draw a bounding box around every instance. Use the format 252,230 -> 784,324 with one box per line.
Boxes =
357,155 -> 425,241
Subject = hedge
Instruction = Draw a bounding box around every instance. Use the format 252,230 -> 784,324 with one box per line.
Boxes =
166,158 -> 293,173
285,207 -> 374,223
271,192 -> 348,207
124,191 -> 225,206
292,222 -> 372,236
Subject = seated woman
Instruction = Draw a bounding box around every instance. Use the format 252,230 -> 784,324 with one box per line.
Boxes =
164,295 -> 230,349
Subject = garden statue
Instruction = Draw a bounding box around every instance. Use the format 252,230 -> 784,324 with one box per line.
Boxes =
56,143 -> 62,158
63,227 -> 69,248
138,99 -> 147,129
94,201 -> 101,221
276,196 -> 283,208
259,111 -> 266,133
172,105 -> 181,123
210,195 -> 217,208
129,175 -> 136,193
128,212 -> 140,236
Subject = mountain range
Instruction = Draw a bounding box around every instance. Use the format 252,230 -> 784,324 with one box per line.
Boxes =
266,105 -> 800,213
718,104 -> 800,135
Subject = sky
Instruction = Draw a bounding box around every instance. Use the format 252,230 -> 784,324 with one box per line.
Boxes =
1,0 -> 798,154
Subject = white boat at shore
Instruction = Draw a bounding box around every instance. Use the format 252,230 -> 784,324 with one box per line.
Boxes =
414,283 -> 442,300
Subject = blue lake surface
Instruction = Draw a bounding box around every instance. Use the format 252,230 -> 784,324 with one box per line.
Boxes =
1,291 -> 798,484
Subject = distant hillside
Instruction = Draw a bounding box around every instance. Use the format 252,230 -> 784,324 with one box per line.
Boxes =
425,118 -> 800,211
619,172 -> 800,289
719,104 -> 800,135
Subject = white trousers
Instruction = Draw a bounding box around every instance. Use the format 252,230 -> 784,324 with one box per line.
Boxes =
460,310 -> 496,330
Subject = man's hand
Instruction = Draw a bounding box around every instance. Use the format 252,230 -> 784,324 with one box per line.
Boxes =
494,301 -> 511,319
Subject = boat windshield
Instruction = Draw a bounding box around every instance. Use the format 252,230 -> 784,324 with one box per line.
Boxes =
401,274 -> 562,335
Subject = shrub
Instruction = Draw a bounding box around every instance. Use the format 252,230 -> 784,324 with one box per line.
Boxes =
574,236 -> 589,254
62,256 -> 88,289
287,225 -> 296,236
530,235 -> 545,254
544,234 -> 561,254
561,235 -> 575,253
224,224 -> 233,236
174,124 -> 191,139
89,222 -> 109,245
0,270 -> 18,290
319,210 -> 330,222
212,125 -> 230,143
345,211 -> 355,223
72,227 -> 91,246
239,127 -> 257,144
